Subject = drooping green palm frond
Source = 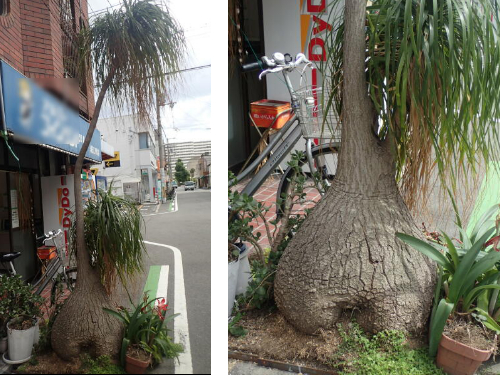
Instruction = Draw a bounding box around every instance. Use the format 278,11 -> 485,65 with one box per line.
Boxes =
72,187 -> 146,294
324,0 -> 500,210
79,0 -> 186,121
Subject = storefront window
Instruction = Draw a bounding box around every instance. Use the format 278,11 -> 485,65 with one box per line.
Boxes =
10,172 -> 36,280
0,172 -> 10,256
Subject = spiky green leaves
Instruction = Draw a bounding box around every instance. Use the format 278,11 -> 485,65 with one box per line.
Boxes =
80,0 -> 186,122
324,0 -> 500,209
79,187 -> 146,294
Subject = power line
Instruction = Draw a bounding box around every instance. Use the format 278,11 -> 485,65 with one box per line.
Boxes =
89,2 -> 122,16
94,64 -> 211,88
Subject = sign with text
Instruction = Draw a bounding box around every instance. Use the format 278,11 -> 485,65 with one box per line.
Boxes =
41,175 -> 75,257
105,160 -> 120,168
0,61 -> 102,161
10,190 -> 18,229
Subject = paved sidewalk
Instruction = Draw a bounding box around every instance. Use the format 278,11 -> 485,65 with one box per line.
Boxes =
0,358 -> 9,374
229,360 -> 294,375
480,358 -> 500,374
233,177 -> 321,250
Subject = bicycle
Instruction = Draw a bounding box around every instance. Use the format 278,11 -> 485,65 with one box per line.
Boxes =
230,52 -> 340,219
0,229 -> 77,305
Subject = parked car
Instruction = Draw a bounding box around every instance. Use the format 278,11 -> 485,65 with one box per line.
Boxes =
172,181 -> 178,189
184,181 -> 195,191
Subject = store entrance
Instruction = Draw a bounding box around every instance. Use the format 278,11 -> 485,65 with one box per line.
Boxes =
0,171 -> 36,280
0,172 -> 11,255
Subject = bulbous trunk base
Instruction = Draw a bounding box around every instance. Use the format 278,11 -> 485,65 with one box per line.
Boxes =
275,184 -> 436,335
51,285 -> 122,360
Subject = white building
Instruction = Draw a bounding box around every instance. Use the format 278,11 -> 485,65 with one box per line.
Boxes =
166,140 -> 211,173
97,114 -> 159,203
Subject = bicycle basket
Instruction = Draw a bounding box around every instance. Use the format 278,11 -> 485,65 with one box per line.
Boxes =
294,86 -> 341,140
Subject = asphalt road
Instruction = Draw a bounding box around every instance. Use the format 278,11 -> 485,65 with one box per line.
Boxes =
141,189 -> 211,374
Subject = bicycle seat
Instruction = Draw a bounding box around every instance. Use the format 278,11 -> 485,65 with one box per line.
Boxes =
0,252 -> 21,262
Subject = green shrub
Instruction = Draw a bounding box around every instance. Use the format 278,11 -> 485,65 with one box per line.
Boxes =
81,354 -> 126,374
332,323 -> 443,375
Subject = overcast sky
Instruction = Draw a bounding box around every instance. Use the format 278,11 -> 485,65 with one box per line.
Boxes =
87,0 -> 211,143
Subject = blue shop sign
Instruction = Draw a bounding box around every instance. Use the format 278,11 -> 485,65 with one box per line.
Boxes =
0,61 -> 101,162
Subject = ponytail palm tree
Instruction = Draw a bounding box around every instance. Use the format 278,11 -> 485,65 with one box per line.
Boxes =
275,0 -> 500,335
51,0 -> 185,360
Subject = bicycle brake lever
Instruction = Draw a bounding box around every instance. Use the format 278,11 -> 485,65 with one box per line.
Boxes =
259,66 -> 284,80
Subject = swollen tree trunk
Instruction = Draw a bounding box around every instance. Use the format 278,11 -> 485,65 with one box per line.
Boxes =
51,69 -> 122,360
274,1 -> 436,335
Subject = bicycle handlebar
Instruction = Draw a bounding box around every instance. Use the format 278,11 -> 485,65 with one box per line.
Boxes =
259,53 -> 313,80
241,52 -> 313,78
36,229 -> 63,241
241,59 -> 268,73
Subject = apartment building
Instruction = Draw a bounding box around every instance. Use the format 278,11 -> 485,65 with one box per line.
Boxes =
165,140 -> 211,174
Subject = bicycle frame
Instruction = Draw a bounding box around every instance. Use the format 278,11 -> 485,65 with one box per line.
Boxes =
234,66 -> 332,197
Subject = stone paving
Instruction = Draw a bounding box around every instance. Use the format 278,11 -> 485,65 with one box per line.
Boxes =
233,176 -> 321,251
229,360 -> 295,375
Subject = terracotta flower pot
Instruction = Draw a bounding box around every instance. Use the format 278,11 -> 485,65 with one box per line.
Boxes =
125,354 -> 150,374
436,333 -> 493,375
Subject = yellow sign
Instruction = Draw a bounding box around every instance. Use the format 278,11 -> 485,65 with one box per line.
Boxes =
91,168 -> 99,176
107,151 -> 120,162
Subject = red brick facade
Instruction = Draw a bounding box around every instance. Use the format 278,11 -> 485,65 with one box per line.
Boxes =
0,0 -> 95,119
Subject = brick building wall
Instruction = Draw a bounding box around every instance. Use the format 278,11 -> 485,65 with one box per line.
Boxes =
0,0 -> 95,119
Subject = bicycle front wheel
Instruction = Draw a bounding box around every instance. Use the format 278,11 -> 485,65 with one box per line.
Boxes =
276,142 -> 339,221
50,267 -> 77,305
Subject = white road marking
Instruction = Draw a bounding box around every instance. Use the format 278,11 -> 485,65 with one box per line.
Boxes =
144,241 -> 193,374
156,265 -> 169,302
143,194 -> 179,217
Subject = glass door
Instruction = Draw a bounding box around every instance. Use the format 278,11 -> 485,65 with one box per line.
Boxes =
0,172 -> 10,265
9,172 -> 36,280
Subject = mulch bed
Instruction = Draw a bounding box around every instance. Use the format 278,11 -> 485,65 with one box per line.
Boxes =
229,308 -> 430,373
12,352 -> 82,374
228,309 -> 345,371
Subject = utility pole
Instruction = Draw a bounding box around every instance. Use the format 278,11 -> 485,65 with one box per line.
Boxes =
165,102 -> 175,191
156,93 -> 175,203
156,93 -> 167,204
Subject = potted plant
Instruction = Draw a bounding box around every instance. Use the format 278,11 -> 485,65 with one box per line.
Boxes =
104,294 -> 182,374
228,171 -> 268,316
124,344 -> 151,374
397,203 -> 500,375
0,275 -> 43,363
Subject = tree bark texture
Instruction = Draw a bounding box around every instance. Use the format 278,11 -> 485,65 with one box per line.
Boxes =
51,69 -> 122,360
274,1 -> 436,335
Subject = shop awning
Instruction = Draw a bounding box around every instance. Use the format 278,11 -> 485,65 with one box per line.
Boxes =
101,140 -> 114,160
38,143 -> 101,164
0,61 -> 102,162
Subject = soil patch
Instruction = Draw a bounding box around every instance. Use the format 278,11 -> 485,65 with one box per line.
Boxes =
127,345 -> 151,363
14,352 -> 82,374
444,319 -> 495,351
228,309 -> 344,370
229,309 -> 429,372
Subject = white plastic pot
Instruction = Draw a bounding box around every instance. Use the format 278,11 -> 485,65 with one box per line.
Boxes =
236,244 -> 251,296
6,319 -> 36,362
228,259 -> 239,317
